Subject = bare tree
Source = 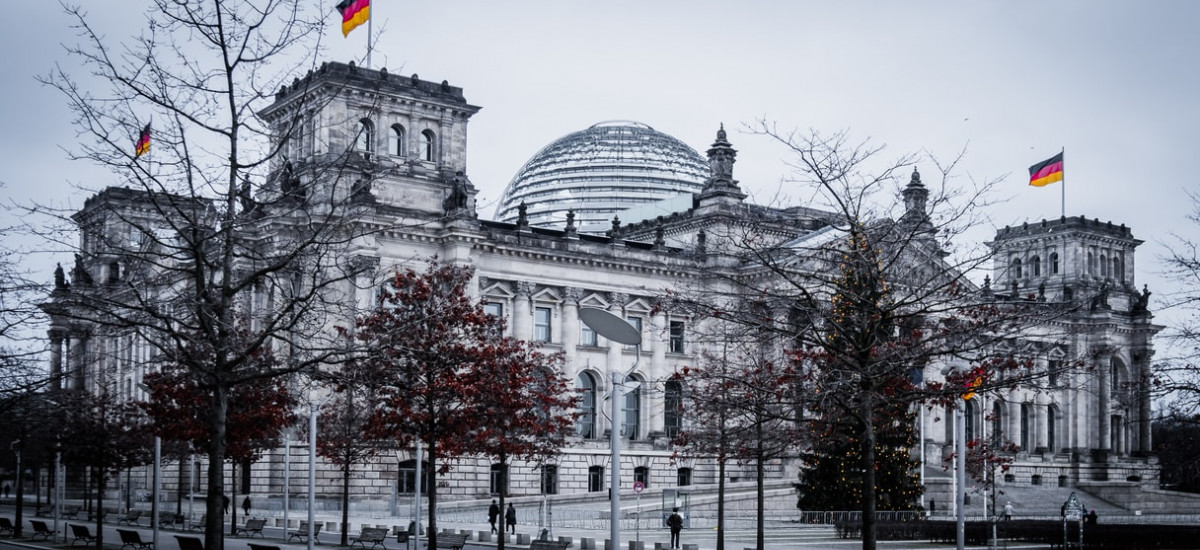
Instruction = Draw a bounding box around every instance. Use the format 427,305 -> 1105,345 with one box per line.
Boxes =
36,3 -> 380,547
666,126 -> 1058,550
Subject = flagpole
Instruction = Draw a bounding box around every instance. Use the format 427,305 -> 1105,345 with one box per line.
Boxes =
365,1 -> 373,69
1060,147 -> 1065,218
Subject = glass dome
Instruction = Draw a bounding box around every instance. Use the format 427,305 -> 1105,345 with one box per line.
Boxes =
496,121 -> 708,231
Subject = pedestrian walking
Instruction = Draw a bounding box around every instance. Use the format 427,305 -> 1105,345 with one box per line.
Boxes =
1003,501 -> 1013,521
242,495 -> 252,516
929,499 -> 936,517
667,507 -> 684,549
222,493 -> 230,514
488,500 -> 500,534
505,503 -> 517,534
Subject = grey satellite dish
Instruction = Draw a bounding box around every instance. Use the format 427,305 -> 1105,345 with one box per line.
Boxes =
579,308 -> 641,345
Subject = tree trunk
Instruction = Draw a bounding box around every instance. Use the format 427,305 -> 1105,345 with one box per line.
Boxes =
496,456 -> 507,550
205,383 -> 230,550
755,421 -> 765,550
340,461 -> 351,546
230,462 -> 238,536
426,442 -> 437,550
94,467 -> 106,550
860,394 -> 877,550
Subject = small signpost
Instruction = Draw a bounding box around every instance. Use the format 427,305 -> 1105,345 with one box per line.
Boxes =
1062,491 -> 1085,549
633,481 -> 644,544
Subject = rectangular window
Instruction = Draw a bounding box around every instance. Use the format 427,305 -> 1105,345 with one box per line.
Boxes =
581,324 -> 598,346
1048,359 -> 1061,387
484,302 -> 504,319
625,316 -> 642,350
669,321 -> 686,353
677,468 -> 692,487
534,307 -> 552,342
541,465 -> 558,495
588,466 -> 604,492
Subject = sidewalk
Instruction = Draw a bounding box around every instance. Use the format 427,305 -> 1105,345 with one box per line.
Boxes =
0,504 -> 983,550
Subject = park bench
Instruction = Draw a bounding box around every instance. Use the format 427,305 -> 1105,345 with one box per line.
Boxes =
288,521 -> 322,544
118,528 -> 154,550
175,535 -> 204,550
249,544 -> 282,550
433,532 -> 468,550
351,526 -> 389,549
118,509 -> 144,526
33,506 -> 53,518
61,505 -> 82,519
188,515 -> 206,531
234,518 -> 267,538
69,524 -> 97,546
30,520 -> 54,541
0,517 -> 15,536
158,513 -> 186,530
530,540 -> 570,550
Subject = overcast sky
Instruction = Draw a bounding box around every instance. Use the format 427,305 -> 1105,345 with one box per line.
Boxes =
2,1 -> 1198,324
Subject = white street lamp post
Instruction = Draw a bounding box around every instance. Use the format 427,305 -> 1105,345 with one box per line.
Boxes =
152,436 -> 161,549
941,365 -> 969,550
579,308 -> 642,550
308,403 -> 318,550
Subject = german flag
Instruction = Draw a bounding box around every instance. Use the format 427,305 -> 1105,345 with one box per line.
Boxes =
1028,152 -> 1063,187
135,123 -> 151,158
337,0 -> 370,37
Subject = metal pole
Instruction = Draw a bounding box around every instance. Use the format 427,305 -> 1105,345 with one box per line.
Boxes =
414,440 -> 422,550
611,371 -> 621,550
152,436 -> 161,549
283,434 -> 290,533
188,453 -> 195,529
956,399 -> 966,550
55,452 -> 63,544
308,404 -> 317,550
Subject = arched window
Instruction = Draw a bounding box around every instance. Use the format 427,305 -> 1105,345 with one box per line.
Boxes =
1047,405 -> 1057,452
1100,255 -> 1108,277
964,399 -> 976,442
992,400 -> 1005,444
355,118 -> 374,154
1020,404 -> 1032,450
1114,256 -> 1123,281
1088,252 -> 1095,274
577,372 -> 597,439
390,124 -> 406,157
1031,256 -> 1041,277
1011,258 -> 1022,279
664,381 -> 683,439
1111,362 -> 1122,392
1050,252 -> 1060,275
623,374 -> 642,440
421,129 -> 436,162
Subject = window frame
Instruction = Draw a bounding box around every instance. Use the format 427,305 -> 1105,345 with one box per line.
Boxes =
534,306 -> 553,342
669,320 -> 686,353
420,129 -> 436,162
390,124 -> 407,157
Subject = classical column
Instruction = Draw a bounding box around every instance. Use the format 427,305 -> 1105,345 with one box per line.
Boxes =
648,308 -> 668,435
1034,399 -> 1048,453
562,288 -> 582,367
606,293 -> 629,438
1135,349 -> 1154,454
513,282 -> 534,342
1097,356 -> 1110,452
49,331 -> 64,391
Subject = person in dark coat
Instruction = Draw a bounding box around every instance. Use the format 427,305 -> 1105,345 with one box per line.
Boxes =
488,500 -> 500,534
505,503 -> 517,534
667,507 -> 684,549
242,496 -> 252,516
222,493 -> 230,514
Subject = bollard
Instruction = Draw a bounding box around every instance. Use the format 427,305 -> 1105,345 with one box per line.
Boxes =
517,533 -> 532,545
581,537 -> 595,549
683,544 -> 699,550
558,536 -> 574,547
628,541 -> 644,550
655,544 -> 668,550
479,531 -> 492,542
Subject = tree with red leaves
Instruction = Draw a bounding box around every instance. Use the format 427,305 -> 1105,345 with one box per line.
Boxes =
350,260 -> 556,549
672,325 -> 801,550
141,335 -> 296,535
58,390 -> 154,550
464,338 -> 575,550
316,383 -> 388,546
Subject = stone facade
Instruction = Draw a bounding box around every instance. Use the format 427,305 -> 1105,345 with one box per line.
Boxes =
41,60 -> 1161,512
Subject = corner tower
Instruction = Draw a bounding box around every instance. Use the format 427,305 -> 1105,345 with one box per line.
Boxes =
258,61 -> 482,219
